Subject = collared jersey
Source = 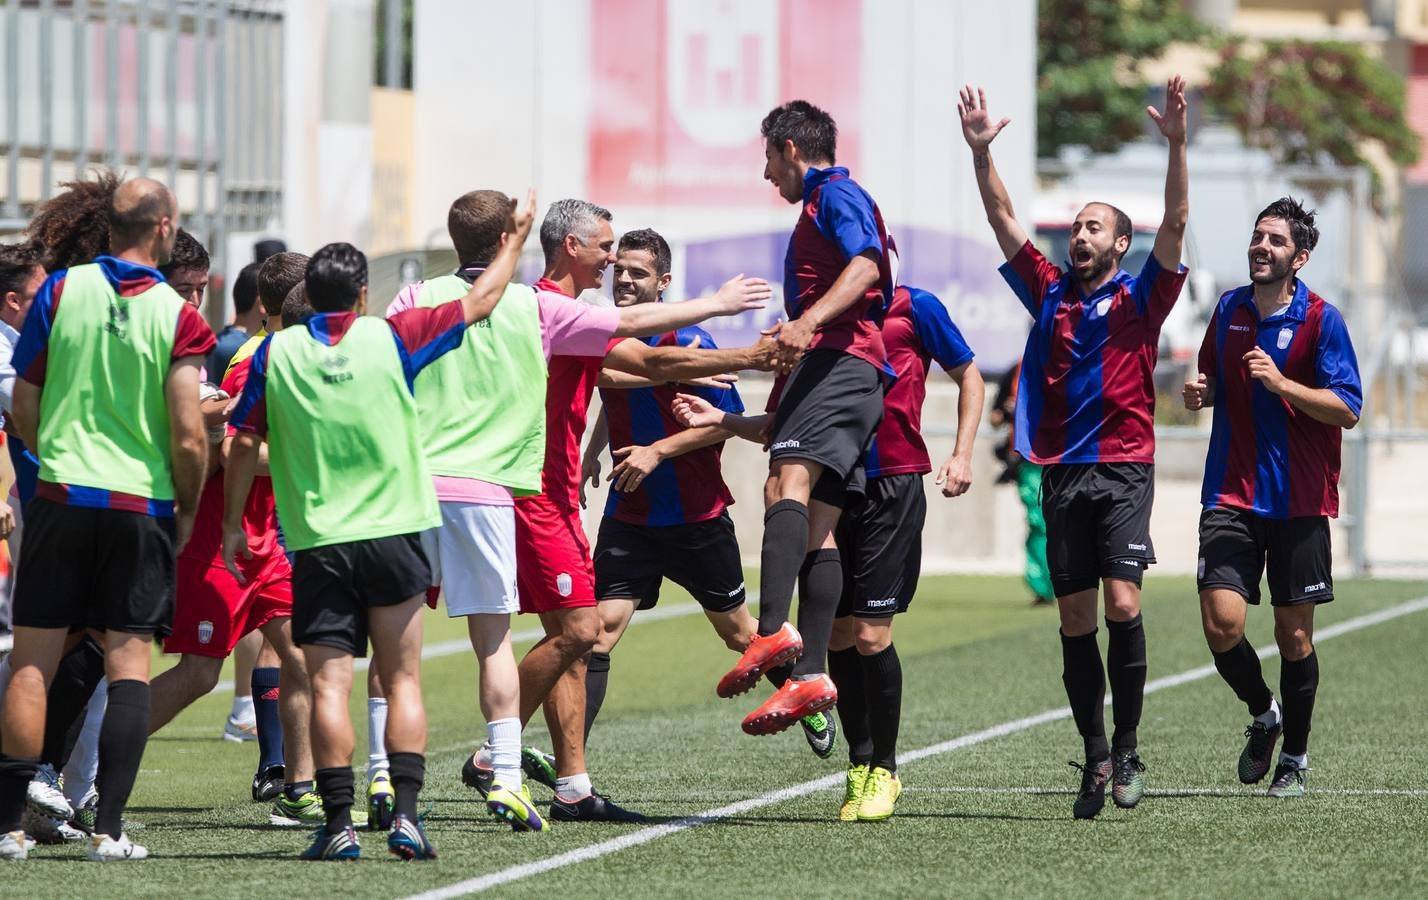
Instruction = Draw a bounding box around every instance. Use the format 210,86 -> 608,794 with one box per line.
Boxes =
1198,281 -> 1362,519
600,324 -> 744,525
784,166 -> 894,375
533,277 -> 608,509
865,286 -> 975,479
999,241 -> 1187,464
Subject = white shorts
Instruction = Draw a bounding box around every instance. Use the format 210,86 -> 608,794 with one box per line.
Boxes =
420,501 -> 519,617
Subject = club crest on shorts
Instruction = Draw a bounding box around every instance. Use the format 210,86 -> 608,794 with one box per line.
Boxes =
1277,327 -> 1293,350
197,620 -> 214,645
556,573 -> 573,597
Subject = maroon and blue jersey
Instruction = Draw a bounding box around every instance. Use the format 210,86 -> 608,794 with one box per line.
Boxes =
784,165 -> 894,375
865,286 -> 975,479
999,241 -> 1187,465
231,303 -> 467,436
1197,281 -> 1361,519
601,325 -> 743,526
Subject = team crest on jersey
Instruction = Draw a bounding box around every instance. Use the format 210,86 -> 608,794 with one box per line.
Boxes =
197,620 -> 214,645
556,573 -> 573,597
1095,298 -> 1112,317
1277,327 -> 1293,350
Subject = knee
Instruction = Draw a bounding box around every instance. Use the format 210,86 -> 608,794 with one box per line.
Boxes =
176,656 -> 223,695
1102,581 -> 1142,622
559,614 -> 600,657
1273,621 -> 1313,659
853,620 -> 892,655
1058,606 -> 1098,637
828,617 -> 855,653
1201,610 -> 1243,652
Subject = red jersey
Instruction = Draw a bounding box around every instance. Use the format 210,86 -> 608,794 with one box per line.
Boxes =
530,277 -> 607,509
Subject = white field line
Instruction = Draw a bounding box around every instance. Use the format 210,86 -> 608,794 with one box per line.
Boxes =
404,594 -> 1428,900
906,786 -> 1428,797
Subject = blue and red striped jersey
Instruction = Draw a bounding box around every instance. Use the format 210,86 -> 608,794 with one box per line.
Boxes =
999,241 -> 1187,464
601,325 -> 744,526
784,166 -> 894,376
1197,282 -> 1362,519
865,286 -> 975,479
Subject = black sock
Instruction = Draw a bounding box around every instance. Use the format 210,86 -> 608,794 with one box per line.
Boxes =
1060,630 -> 1109,762
583,651 -> 612,742
827,647 -> 871,765
388,751 -> 425,821
284,779 -> 314,801
1105,615 -> 1146,754
863,643 -> 903,773
791,549 -> 841,678
1280,650 -> 1319,757
315,767 -> 355,834
41,637 -> 106,768
764,663 -> 792,689
94,679 -> 152,839
1211,636 -> 1274,716
0,754 -> 38,833
757,500 -> 809,636
252,666 -> 284,772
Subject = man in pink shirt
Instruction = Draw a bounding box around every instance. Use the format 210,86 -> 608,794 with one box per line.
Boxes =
390,192 -> 776,826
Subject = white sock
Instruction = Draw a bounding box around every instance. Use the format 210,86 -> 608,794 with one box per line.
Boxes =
487,718 -> 522,789
554,772 -> 592,803
229,694 -> 255,723
62,680 -> 107,804
1279,751 -> 1307,770
367,697 -> 389,777
1254,698 -> 1281,728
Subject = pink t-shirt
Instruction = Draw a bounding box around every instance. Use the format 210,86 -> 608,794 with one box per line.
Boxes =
386,279 -> 620,504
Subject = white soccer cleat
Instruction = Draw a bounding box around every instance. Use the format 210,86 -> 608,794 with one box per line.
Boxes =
0,830 -> 28,860
87,832 -> 148,861
21,807 -> 86,844
222,714 -> 259,742
27,765 -> 73,820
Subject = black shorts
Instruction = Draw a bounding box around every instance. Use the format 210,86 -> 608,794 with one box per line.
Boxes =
291,533 -> 431,657
1197,507 -> 1333,606
593,512 -> 746,613
12,497 -> 177,635
769,349 -> 882,506
1041,462 -> 1156,596
835,474 -> 925,618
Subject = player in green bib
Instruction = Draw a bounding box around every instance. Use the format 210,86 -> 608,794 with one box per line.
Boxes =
223,190 -> 537,862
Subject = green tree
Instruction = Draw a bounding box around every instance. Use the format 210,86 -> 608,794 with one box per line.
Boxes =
1037,0 -> 1202,158
1204,39 -> 1419,202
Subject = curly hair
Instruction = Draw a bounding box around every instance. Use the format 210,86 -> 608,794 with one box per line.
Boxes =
27,169 -> 122,271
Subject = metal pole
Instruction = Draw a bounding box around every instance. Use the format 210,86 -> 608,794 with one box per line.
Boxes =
213,0 -> 228,302
5,0 -> 21,219
383,0 -> 401,88
39,0 -> 55,201
105,0 -> 119,167
265,8 -> 279,229
165,0 -> 177,189
194,0 -> 208,231
74,0 -> 89,177
136,0 -> 150,174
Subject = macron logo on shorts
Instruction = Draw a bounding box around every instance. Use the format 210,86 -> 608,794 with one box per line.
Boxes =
1127,543 -> 1147,552
727,584 -> 745,597
770,440 -> 801,451
1303,581 -> 1327,593
867,597 -> 897,608
556,573 -> 573,597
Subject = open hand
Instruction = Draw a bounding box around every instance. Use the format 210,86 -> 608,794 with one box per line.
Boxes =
1147,75 -> 1188,143
712,274 -> 772,316
611,445 -> 662,492
672,393 -> 722,429
958,85 -> 1011,151
510,189 -> 538,241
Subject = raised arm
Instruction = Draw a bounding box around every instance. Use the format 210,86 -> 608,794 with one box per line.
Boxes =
1147,76 -> 1189,270
613,275 -> 770,338
604,334 -> 777,382
454,189 -> 537,326
958,85 -> 1029,261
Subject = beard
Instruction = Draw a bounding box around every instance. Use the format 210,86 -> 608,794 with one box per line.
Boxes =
1249,255 -> 1294,284
1073,246 -> 1118,285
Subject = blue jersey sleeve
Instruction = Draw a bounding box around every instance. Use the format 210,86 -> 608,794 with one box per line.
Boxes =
230,334 -> 272,436
813,180 -> 883,263
675,327 -> 744,415
13,269 -> 65,385
907,288 -> 975,372
1314,303 -> 1362,418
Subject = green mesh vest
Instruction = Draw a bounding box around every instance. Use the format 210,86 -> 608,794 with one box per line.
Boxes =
37,262 -> 185,501
413,277 -> 546,494
262,316 -> 439,550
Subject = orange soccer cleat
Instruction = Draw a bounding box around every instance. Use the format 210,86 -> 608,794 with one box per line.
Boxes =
717,623 -> 804,699
741,673 -> 838,736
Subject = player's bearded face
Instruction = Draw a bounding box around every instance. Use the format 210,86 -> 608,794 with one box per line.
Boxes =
1068,208 -> 1120,283
1248,217 -> 1299,284
612,250 -> 659,307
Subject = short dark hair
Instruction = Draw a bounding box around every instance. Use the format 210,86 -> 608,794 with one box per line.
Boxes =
281,282 -> 314,328
159,229 -> 210,278
1087,202 -> 1134,262
1256,196 -> 1319,254
233,262 -> 261,316
257,251 -> 309,316
0,241 -> 43,298
305,242 -> 368,312
617,228 -> 672,277
761,100 -> 838,164
448,190 -> 510,264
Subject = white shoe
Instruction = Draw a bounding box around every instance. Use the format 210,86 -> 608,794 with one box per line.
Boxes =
26,765 -> 73,819
87,832 -> 148,861
222,715 -> 258,742
0,830 -> 27,860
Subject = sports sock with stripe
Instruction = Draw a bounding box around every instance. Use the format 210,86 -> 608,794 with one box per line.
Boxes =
252,666 -> 284,772
1211,636 -> 1275,718
1105,614 -> 1146,754
863,643 -> 903,773
95,679 -> 151,839
791,548 -> 842,678
583,651 -> 612,742
487,718 -> 521,788
1060,629 -> 1109,762
315,767 -> 355,835
756,500 -> 809,637
1279,649 -> 1319,757
827,646 -> 871,765
389,751 -> 424,821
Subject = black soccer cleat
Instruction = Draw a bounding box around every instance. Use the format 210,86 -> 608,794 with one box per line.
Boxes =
1069,757 -> 1112,820
461,751 -> 494,798
1239,721 -> 1282,785
1111,751 -> 1147,809
548,791 -> 649,824
252,765 -> 285,803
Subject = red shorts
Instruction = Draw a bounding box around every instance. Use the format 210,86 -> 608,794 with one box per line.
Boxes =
515,496 -> 596,613
164,552 -> 293,657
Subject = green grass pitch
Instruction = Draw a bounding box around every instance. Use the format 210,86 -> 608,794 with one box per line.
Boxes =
6,575 -> 1426,898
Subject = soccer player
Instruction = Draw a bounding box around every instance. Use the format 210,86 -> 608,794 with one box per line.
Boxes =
959,78 -> 1189,818
460,199 -> 778,824
225,194 -> 535,861
0,177 -> 214,861
209,262 -> 264,378
716,100 -> 895,739
1183,198 -> 1361,798
827,275 -> 983,822
0,242 -> 43,646
160,230 -> 211,311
